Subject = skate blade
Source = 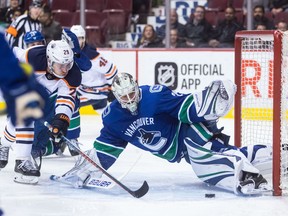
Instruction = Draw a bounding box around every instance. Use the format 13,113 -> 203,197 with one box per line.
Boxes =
240,183 -> 272,195
14,173 -> 39,185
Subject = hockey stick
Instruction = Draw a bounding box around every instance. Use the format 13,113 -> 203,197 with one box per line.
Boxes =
84,151 -> 143,189
44,121 -> 149,198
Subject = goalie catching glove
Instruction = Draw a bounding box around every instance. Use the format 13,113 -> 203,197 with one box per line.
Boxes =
192,80 -> 236,121
49,113 -> 70,144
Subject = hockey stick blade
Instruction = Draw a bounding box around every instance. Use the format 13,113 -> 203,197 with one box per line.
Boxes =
84,152 -> 144,190
44,121 -> 149,198
129,180 -> 149,198
50,174 -> 149,198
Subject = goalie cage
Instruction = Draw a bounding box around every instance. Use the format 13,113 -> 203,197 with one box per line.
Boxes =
234,30 -> 288,196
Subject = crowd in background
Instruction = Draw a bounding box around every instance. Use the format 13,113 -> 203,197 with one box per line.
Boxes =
1,0 -> 288,49
134,0 -> 288,48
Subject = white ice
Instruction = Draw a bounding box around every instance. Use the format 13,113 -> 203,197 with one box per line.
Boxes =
0,115 -> 288,216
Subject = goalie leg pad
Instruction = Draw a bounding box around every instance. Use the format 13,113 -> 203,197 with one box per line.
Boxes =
184,137 -> 267,195
192,80 -> 236,120
240,145 -> 272,175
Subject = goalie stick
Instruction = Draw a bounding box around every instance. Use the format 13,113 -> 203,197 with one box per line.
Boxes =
44,121 -> 149,198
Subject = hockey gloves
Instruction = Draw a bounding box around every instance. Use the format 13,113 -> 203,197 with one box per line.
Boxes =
62,28 -> 81,54
49,113 -> 70,145
62,28 -> 91,71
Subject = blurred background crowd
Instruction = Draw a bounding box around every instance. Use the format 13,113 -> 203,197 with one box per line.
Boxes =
1,0 -> 288,48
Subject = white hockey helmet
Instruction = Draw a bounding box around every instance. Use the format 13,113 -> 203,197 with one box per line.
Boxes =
46,40 -> 74,78
70,25 -> 86,39
112,73 -> 140,115
70,25 -> 86,49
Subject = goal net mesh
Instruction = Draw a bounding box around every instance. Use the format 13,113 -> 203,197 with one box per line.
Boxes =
236,30 -> 288,195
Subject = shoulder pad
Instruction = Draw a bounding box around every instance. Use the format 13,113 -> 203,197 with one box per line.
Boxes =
82,44 -> 100,59
64,64 -> 82,87
27,46 -> 47,71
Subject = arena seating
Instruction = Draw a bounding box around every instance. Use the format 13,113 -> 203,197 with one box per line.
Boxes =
206,0 -> 231,11
51,0 -> 77,12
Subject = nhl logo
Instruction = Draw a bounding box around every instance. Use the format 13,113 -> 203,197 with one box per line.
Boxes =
155,62 -> 178,90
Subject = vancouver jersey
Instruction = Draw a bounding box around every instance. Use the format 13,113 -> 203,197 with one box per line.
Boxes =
94,85 -> 203,169
77,44 -> 118,101
0,31 -> 27,89
14,45 -> 81,118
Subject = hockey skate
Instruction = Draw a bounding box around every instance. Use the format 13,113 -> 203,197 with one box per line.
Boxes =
0,142 -> 10,169
51,148 -> 101,188
237,172 -> 271,195
14,159 -> 40,184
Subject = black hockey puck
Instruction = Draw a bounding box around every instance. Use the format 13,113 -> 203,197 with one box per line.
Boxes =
205,193 -> 215,198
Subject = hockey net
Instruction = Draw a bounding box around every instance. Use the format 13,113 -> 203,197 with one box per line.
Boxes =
234,30 -> 288,196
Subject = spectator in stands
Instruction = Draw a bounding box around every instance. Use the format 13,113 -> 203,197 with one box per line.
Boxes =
38,4 -> 62,44
11,7 -> 22,22
184,5 -> 214,47
0,0 -> 24,26
166,29 -> 190,48
6,0 -> 42,49
136,24 -> 164,48
208,7 -> 245,48
276,20 -> 288,31
269,0 -> 288,15
242,0 -> 270,15
253,5 -> 275,29
157,9 -> 186,43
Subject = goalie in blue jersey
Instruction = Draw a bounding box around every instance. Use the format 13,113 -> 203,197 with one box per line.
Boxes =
61,72 -> 272,195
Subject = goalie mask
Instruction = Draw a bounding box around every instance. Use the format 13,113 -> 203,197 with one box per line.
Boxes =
112,73 -> 140,115
46,40 -> 74,78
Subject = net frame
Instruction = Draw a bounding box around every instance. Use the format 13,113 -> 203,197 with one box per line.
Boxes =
234,30 -> 285,196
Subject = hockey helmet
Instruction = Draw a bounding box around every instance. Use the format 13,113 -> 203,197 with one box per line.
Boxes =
70,25 -> 86,39
112,73 -> 140,115
70,25 -> 86,48
46,40 -> 74,78
24,30 -> 45,47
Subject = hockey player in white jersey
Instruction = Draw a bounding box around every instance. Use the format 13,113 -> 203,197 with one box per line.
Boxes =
70,25 -> 117,109
58,73 -> 272,195
0,39 -> 82,184
59,26 -> 118,156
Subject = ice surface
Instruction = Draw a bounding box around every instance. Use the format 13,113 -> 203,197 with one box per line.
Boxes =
0,115 -> 288,216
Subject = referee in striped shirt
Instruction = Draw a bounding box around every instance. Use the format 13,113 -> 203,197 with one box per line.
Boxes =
6,0 -> 42,49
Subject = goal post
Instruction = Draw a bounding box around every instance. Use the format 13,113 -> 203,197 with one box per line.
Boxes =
234,30 -> 288,196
